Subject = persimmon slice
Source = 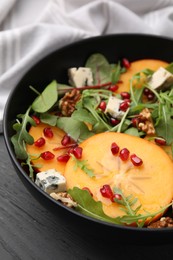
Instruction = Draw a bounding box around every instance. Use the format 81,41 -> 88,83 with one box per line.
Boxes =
117,59 -> 169,93
64,132 -> 173,221
26,123 -> 67,174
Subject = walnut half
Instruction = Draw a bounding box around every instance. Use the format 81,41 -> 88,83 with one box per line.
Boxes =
50,192 -> 77,208
137,108 -> 155,135
59,89 -> 81,116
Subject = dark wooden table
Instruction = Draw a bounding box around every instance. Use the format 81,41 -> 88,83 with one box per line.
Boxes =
0,133 -> 173,260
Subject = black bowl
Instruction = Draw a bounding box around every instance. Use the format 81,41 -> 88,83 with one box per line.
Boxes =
3,34 -> 173,244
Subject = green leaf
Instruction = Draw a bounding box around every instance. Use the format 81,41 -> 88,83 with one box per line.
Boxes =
11,106 -> 35,160
56,117 -> 94,142
57,82 -> 73,96
124,127 -> 142,137
40,113 -> 58,126
111,62 -> 121,84
68,187 -> 121,224
85,53 -> 112,84
165,62 -> 173,74
71,154 -> 95,177
72,108 -> 97,125
31,80 -> 58,113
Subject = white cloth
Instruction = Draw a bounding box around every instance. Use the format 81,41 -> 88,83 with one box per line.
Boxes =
1,0 -> 173,120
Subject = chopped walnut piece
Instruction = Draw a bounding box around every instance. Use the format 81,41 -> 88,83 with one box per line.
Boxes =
137,108 -> 155,135
50,192 -> 77,208
147,217 -> 173,228
59,89 -> 81,116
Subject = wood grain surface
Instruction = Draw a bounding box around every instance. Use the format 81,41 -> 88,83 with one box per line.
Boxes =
0,135 -> 173,260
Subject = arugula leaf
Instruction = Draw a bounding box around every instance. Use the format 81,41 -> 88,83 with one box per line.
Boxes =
111,62 -> 121,84
31,80 -> 58,113
85,53 -> 112,84
57,82 -> 73,96
68,187 -> 121,224
40,113 -> 58,126
11,106 -> 35,160
124,127 -> 142,137
72,108 -> 97,125
56,117 -> 94,142
155,105 -> 173,145
71,154 -> 95,177
165,62 -> 173,74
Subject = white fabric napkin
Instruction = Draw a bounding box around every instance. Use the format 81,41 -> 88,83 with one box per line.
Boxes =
1,0 -> 173,120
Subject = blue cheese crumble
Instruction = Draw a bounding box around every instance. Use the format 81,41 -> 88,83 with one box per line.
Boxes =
35,169 -> 67,194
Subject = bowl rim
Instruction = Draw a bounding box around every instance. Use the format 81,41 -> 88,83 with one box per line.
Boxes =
3,32 -> 173,234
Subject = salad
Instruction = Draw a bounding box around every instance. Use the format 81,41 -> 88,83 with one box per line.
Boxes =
11,53 -> 173,228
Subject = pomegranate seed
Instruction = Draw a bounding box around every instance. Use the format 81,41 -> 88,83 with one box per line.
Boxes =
57,154 -> 70,163
67,147 -> 75,155
32,115 -> 40,125
82,187 -> 93,196
34,137 -> 45,147
154,138 -> 166,146
113,193 -> 122,200
143,87 -> 152,96
120,91 -> 130,100
119,148 -> 130,161
110,118 -> 120,126
98,101 -> 107,111
122,58 -> 131,69
43,127 -> 54,138
61,134 -> 71,146
73,146 -> 83,159
147,93 -> 155,101
131,117 -> 139,127
130,154 -> 143,166
119,101 -> 130,112
100,185 -> 114,200
41,151 -> 55,160
108,85 -> 119,92
111,142 -> 120,155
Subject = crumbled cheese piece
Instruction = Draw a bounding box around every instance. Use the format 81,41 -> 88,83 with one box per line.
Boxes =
147,67 -> 173,90
68,67 -> 93,87
105,96 -> 124,119
35,169 -> 66,194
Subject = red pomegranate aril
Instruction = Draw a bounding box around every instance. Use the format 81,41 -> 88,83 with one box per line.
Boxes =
82,187 -> 93,196
43,127 -> 54,138
122,58 -> 131,69
143,87 -> 152,96
32,115 -> 40,125
73,146 -> 83,159
110,118 -> 120,126
98,101 -> 107,111
155,138 -> 166,146
109,85 -> 119,92
57,154 -> 70,163
41,151 -> 55,160
147,93 -> 155,101
119,101 -> 130,112
120,91 -> 130,100
61,134 -> 71,146
119,148 -> 130,161
34,137 -> 45,147
131,117 -> 139,127
111,142 -> 120,155
130,154 -> 143,166
100,184 -> 114,200
113,193 -> 122,201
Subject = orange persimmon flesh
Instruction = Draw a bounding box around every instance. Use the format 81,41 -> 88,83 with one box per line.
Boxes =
26,123 -> 67,174
117,59 -> 169,93
64,132 -> 173,222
